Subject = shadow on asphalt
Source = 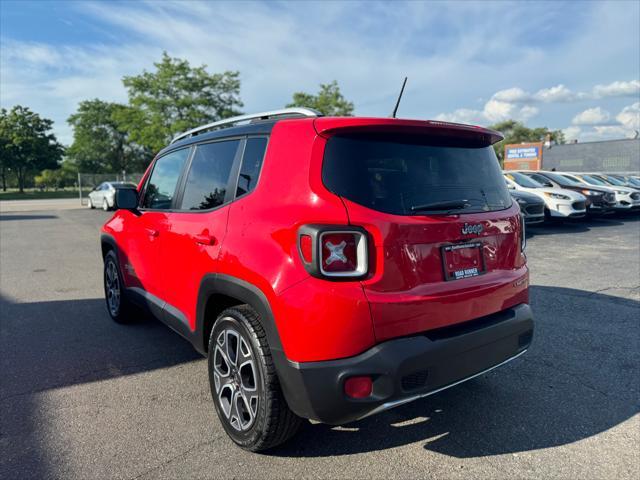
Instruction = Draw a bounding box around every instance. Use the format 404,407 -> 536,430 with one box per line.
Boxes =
269,285 -> 639,458
0,295 -> 200,396
1,285 -> 638,470
0,214 -> 58,221
0,294 -> 202,478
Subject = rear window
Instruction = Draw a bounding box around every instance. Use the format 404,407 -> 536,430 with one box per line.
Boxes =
322,134 -> 511,215
236,137 -> 267,197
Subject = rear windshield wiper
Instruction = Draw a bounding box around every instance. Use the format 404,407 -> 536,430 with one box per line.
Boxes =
410,200 -> 470,213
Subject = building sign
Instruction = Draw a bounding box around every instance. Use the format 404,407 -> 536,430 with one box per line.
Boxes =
503,142 -> 543,170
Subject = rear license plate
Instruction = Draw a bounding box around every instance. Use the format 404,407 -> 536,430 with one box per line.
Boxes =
441,242 -> 485,281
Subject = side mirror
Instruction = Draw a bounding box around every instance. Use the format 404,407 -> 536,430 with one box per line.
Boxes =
507,183 -> 515,190
115,189 -> 139,210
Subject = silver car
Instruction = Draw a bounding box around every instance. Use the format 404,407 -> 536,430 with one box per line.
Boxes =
88,182 -> 137,211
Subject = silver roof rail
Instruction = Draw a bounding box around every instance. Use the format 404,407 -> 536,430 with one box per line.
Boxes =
170,107 -> 322,144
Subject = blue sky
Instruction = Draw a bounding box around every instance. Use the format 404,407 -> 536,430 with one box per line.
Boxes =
1,0 -> 639,146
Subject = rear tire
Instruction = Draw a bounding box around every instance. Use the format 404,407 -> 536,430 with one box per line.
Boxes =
208,306 -> 302,451
103,250 -> 136,323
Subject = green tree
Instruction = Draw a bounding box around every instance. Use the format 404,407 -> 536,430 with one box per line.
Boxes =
489,120 -> 566,163
0,106 -> 63,192
67,99 -> 150,174
35,161 -> 78,190
287,81 -> 354,116
119,52 -> 243,152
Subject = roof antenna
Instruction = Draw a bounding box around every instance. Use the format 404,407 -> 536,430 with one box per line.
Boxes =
390,77 -> 407,118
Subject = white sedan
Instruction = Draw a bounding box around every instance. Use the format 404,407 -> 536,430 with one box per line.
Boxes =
88,182 -> 138,211
503,172 -> 587,219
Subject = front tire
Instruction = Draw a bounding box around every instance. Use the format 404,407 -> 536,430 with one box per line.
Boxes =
103,250 -> 136,323
208,306 -> 302,451
88,197 -> 94,209
102,199 -> 110,211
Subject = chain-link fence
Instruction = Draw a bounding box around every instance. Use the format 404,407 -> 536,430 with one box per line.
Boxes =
78,172 -> 145,206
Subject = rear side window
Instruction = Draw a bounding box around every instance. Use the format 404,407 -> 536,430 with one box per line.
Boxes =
142,148 -> 190,209
323,134 -> 512,215
180,140 -> 239,210
237,137 -> 267,197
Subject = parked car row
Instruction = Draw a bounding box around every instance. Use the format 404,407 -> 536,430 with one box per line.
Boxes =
504,170 -> 640,224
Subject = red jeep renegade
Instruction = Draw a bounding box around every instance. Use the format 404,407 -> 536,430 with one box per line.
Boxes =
101,108 -> 533,451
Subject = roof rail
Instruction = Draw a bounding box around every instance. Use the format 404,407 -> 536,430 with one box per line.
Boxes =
170,107 -> 322,144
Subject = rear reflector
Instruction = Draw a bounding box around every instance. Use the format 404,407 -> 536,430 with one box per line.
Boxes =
344,376 -> 373,399
299,234 -> 313,263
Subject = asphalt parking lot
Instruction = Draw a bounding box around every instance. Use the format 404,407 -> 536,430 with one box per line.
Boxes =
1,207 -> 638,479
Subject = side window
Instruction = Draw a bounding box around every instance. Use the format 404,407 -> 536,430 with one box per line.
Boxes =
237,137 -> 268,197
530,174 -> 553,187
180,140 -> 239,210
142,148 -> 190,209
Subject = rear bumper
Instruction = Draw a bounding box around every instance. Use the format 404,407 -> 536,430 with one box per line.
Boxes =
276,303 -> 533,425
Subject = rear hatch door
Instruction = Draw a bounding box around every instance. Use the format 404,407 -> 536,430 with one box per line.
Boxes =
319,120 -> 528,341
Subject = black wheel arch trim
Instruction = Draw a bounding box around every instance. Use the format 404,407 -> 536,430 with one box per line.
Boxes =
195,274 -> 285,356
100,233 -> 118,259
195,274 -> 306,414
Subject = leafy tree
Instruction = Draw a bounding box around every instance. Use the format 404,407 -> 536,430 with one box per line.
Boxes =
489,120 -> 565,163
119,52 -> 243,152
287,81 -> 354,116
0,124 -> 9,191
35,161 -> 78,190
67,99 -> 150,174
0,106 -> 63,192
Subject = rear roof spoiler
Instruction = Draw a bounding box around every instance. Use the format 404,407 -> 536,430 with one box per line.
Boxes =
313,117 -> 504,145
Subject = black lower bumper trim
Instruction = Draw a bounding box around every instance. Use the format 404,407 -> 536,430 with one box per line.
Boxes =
276,304 -> 534,425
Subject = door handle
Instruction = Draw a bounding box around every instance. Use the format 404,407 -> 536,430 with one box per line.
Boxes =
193,233 -> 216,246
146,228 -> 159,238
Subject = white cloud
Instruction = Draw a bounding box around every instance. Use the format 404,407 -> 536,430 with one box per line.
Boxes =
435,95 -> 538,126
435,108 -> 485,125
534,84 -> 585,103
572,107 -> 610,125
593,80 -> 640,98
562,126 -> 581,142
562,103 -> 639,142
483,98 -> 538,123
492,87 -> 531,103
591,126 -> 635,139
1,0 -> 638,146
616,102 -> 640,131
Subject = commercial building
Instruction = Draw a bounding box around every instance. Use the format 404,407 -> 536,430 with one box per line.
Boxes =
504,138 -> 639,173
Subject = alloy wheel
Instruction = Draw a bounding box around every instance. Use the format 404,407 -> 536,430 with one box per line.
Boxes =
105,260 -> 121,316
212,325 -> 260,431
